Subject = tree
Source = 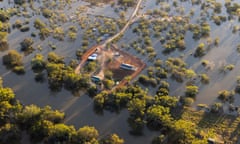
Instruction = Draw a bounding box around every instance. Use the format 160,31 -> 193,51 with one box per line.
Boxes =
17,104 -> 42,129
94,91 -> 108,109
34,18 -> 46,29
101,134 -> 124,144
0,87 -> 15,102
47,52 -> 64,64
3,50 -> 23,68
155,95 -> 178,109
200,74 -> 210,84
41,106 -> 65,123
185,85 -> 198,98
127,98 -> 146,118
53,27 -> 64,40
20,37 -> 34,53
170,120 -> 199,144
210,102 -> 223,113
74,126 -> 99,143
218,90 -> 235,102
146,105 -> 172,130
103,79 -> 115,90
194,43 -> 205,57
63,72 -> 83,91
47,124 -> 75,143
29,120 -> 54,141
0,22 -> 8,51
31,53 -> 46,73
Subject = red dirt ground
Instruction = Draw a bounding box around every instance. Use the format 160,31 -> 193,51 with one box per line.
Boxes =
75,44 -> 146,90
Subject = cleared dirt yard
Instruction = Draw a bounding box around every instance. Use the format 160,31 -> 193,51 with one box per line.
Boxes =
75,44 -> 146,89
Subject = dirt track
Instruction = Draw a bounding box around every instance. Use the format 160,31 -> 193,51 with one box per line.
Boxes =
74,45 -> 101,74
74,0 -> 145,89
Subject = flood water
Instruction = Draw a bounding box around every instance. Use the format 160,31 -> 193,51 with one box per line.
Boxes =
1,0 -> 240,143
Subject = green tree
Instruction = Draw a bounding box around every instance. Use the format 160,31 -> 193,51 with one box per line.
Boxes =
3,50 -> 23,68
218,90 -> 235,102
127,98 -> 146,118
47,124 -> 75,143
17,104 -> 42,129
155,95 -> 178,109
74,126 -> 99,143
185,85 -> 198,98
101,133 -> 124,144
47,52 -> 64,64
34,18 -> 46,29
31,53 -> 46,73
20,37 -> 34,53
170,120 -> 199,144
0,87 -> 15,102
146,105 -> 172,129
194,43 -> 205,57
41,106 -> 65,123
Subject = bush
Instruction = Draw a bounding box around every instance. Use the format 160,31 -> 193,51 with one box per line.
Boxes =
210,103 -> 223,113
185,85 -> 198,98
103,79 -> 114,90
20,37 -> 34,52
13,66 -> 25,74
200,74 -> 210,84
218,90 -> 235,102
3,50 -> 23,68
20,26 -> 30,32
194,43 -> 205,57
183,97 -> 194,106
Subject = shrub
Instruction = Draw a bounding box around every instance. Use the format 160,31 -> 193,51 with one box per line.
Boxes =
183,97 -> 194,106
218,90 -> 235,102
210,103 -> 223,113
13,66 -> 25,74
3,50 -> 23,68
20,26 -> 30,32
20,37 -> 34,52
194,43 -> 205,57
185,85 -> 198,98
200,74 -> 210,84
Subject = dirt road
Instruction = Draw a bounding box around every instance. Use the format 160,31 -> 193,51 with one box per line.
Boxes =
103,0 -> 143,47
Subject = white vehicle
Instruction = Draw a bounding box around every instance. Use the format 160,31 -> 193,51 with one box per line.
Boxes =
88,53 -> 98,61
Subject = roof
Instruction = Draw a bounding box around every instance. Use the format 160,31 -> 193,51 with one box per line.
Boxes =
120,63 -> 136,71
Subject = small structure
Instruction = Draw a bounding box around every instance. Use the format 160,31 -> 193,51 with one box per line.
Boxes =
120,63 -> 136,71
91,76 -> 101,83
88,53 -> 98,61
